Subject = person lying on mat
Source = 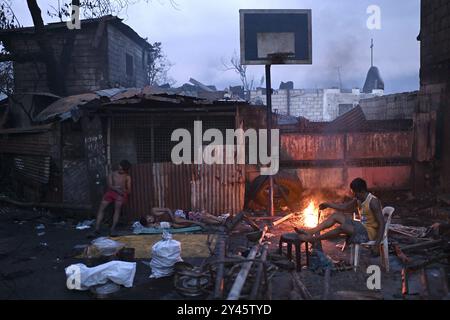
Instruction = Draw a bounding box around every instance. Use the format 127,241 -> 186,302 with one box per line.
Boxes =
294,178 -> 385,248
187,209 -> 228,226
139,208 -> 206,229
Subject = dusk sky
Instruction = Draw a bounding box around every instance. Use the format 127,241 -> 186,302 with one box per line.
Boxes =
13,0 -> 421,93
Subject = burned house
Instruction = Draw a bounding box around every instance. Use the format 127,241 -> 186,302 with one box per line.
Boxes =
0,7 -> 443,223
0,87 -> 250,219
0,15 -> 152,96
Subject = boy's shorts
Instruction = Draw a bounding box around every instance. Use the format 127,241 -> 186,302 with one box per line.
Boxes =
103,190 -> 128,204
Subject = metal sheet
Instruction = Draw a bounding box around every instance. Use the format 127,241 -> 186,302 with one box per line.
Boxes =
347,166 -> 412,190
35,93 -> 100,122
346,132 -> 413,159
281,133 -> 344,161
191,164 -> 245,215
123,162 -> 245,220
296,168 -> 345,189
293,165 -> 412,190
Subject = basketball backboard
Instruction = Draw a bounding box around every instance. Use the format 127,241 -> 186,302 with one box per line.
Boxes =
239,9 -> 312,65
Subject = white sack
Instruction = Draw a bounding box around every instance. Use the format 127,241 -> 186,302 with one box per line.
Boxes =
65,261 -> 136,290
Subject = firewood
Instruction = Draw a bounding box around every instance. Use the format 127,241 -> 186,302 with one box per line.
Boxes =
400,240 -> 443,252
273,213 -> 294,227
290,272 -> 312,300
333,290 -> 383,300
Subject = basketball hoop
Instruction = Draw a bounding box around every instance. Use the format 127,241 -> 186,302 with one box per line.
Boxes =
239,9 -> 313,217
239,9 -> 312,66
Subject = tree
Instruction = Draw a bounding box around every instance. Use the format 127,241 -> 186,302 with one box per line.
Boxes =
0,0 -> 175,96
146,41 -> 175,86
47,0 -> 158,21
0,0 -> 19,96
222,50 -> 263,99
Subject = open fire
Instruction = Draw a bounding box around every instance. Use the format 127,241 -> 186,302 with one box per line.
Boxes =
299,200 -> 321,228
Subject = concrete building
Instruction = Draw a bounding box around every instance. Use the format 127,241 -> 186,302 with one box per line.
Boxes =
360,91 -> 418,120
250,87 -> 383,122
250,39 -> 387,122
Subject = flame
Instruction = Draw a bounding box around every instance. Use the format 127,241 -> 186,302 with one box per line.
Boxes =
303,200 -> 319,228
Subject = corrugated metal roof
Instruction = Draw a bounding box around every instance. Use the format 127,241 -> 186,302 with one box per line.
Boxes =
34,93 -> 100,122
95,88 -> 128,98
34,87 -> 244,122
326,105 -> 367,132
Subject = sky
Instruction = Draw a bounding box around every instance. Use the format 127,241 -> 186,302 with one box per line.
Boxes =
12,0 -> 421,93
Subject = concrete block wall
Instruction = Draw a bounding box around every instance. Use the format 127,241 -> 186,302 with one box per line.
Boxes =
251,88 -> 382,121
360,92 -> 418,120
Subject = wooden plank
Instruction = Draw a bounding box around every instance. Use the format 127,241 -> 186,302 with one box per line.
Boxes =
394,244 -> 411,265
227,244 -> 261,300
333,291 -> 383,300
273,213 -> 295,227
213,237 -> 226,299
249,244 -> 269,299
323,268 -> 331,300
290,271 -> 312,300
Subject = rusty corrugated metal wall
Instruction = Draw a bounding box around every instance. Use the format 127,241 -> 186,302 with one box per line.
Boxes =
190,164 -> 245,214
123,163 -> 245,220
279,130 -> 414,190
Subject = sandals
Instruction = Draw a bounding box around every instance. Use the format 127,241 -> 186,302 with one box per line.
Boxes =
109,229 -> 119,237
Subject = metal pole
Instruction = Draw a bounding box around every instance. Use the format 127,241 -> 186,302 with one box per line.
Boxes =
265,64 -> 274,217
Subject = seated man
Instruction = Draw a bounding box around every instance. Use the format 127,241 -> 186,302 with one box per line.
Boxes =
93,160 -> 132,237
295,178 -> 385,248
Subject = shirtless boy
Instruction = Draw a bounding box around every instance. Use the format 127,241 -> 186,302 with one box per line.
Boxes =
93,160 -> 132,237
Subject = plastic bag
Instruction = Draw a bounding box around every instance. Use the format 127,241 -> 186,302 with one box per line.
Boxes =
76,219 -> 95,230
149,231 -> 182,278
65,261 -> 136,290
91,237 -> 124,256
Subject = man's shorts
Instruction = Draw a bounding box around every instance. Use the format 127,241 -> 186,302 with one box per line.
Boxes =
103,190 -> 128,204
345,217 -> 370,244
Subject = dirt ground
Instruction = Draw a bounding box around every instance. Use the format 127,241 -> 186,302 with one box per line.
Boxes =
1,191 -> 449,300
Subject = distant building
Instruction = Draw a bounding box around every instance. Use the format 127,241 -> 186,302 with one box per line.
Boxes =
363,39 -> 385,93
250,87 -> 383,122
363,66 -> 385,93
250,39 -> 389,121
